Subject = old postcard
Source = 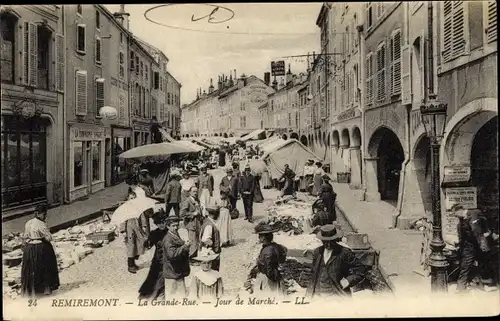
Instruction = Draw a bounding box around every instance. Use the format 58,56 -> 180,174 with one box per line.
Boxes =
2,2 -> 499,320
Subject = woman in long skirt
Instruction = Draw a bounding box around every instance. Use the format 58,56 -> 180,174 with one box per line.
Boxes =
261,167 -> 272,189
139,211 -> 168,300
311,162 -> 325,196
253,174 -> 264,203
21,204 -> 60,297
216,197 -> 234,247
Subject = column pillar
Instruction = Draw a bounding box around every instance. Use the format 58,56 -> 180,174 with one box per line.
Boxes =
364,156 -> 381,201
349,146 -> 362,189
398,160 -> 429,229
331,144 -> 339,182
340,144 -> 350,173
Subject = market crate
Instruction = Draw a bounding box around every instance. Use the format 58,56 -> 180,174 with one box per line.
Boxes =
85,231 -> 115,243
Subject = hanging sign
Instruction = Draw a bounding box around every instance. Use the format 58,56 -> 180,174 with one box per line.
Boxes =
271,61 -> 285,76
443,165 -> 471,184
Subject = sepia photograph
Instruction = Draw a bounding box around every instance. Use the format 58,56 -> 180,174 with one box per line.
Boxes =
1,2 -> 498,319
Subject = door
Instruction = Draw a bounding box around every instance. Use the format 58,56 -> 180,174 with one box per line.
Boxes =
86,141 -> 92,195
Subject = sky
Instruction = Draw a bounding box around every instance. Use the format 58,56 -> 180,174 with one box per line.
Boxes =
104,3 -> 322,105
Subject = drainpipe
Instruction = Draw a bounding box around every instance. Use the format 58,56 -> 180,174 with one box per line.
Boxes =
357,15 -> 366,197
62,5 -> 69,204
393,1 -> 411,228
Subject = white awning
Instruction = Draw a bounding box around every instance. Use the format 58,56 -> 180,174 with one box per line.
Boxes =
241,129 -> 266,142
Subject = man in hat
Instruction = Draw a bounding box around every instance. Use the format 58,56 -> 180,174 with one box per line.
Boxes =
163,216 -> 191,298
199,205 -> 221,271
165,173 -> 182,217
246,223 -> 287,295
220,167 -> 239,211
138,168 -> 155,197
306,225 -> 366,298
195,164 -> 214,216
239,164 -> 256,222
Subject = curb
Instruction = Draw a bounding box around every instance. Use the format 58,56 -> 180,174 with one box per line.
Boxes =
335,201 -> 397,294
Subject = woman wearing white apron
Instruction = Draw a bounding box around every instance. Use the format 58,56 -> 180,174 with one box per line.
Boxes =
196,164 -> 214,216
311,162 -> 325,196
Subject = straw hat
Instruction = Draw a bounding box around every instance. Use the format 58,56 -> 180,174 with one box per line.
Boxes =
194,248 -> 220,262
316,224 -> 344,241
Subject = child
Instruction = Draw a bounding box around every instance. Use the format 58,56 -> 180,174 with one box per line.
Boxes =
189,249 -> 224,299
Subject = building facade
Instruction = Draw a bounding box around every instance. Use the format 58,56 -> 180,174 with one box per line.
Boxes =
1,5 -> 65,217
433,0 -> 498,242
166,71 -> 181,137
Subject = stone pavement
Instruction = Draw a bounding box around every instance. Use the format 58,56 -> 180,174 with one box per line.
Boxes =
331,182 -> 429,296
2,183 -> 129,236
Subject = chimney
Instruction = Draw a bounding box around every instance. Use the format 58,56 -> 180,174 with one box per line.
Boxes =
229,73 -> 234,87
217,75 -> 222,92
234,69 -> 237,80
286,64 -> 293,85
208,78 -> 214,94
272,76 -> 278,91
115,4 -> 130,30
264,72 -> 270,86
279,77 -> 285,90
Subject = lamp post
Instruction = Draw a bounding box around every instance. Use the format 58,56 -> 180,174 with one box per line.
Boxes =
420,94 -> 449,293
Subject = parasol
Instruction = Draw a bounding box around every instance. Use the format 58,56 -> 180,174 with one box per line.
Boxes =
118,142 -> 193,159
249,159 -> 267,175
110,197 -> 159,226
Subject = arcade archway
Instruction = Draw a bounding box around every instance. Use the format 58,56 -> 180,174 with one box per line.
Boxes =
368,127 -> 405,202
300,135 -> 308,146
290,132 -> 299,140
282,134 -> 288,140
413,135 -> 432,215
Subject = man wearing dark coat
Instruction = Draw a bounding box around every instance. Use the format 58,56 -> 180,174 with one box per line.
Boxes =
218,148 -> 226,167
279,164 -> 296,197
199,209 -> 221,271
180,186 -> 203,258
163,216 -> 191,298
306,225 -> 366,298
239,165 -> 256,223
219,168 -> 239,211
319,175 -> 337,222
165,174 -> 182,217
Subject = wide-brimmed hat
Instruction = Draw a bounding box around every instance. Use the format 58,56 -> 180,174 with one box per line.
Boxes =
194,249 -> 220,262
140,169 -> 149,174
152,210 -> 167,224
244,164 -> 251,170
316,224 -> 344,241
322,174 -> 331,181
254,223 -> 280,234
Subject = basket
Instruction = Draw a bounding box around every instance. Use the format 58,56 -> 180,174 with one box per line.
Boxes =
230,208 -> 240,219
86,231 -> 115,242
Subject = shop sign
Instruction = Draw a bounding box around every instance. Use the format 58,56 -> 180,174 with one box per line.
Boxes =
271,61 -> 285,76
337,108 -> 357,122
445,187 -> 477,210
71,127 -> 105,140
443,165 -> 471,183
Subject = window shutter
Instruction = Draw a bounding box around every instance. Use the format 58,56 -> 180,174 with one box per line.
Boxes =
392,30 -> 402,94
24,22 -> 38,87
55,34 -> 65,92
452,2 -> 466,57
365,53 -> 373,104
135,57 -> 139,74
401,45 -> 412,105
95,78 -> 105,116
442,1 -> 453,61
130,51 -> 135,71
76,70 -> 88,115
421,29 -> 427,98
95,37 -> 102,64
487,1 -> 497,43
376,44 -> 386,101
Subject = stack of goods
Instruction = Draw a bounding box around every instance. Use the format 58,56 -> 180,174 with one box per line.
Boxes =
279,258 -> 314,289
2,219 -> 116,300
264,199 -> 313,235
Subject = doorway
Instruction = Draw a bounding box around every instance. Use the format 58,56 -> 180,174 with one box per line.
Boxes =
375,128 -> 405,202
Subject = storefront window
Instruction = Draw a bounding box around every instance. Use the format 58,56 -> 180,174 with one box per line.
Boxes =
1,116 -> 47,210
92,141 -> 101,182
73,141 -> 85,187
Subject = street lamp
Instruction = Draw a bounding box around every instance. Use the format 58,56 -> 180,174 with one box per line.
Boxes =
420,94 -> 449,293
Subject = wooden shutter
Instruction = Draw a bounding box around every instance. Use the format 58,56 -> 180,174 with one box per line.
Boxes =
95,78 -> 105,116
95,37 -> 102,64
401,45 -> 412,105
135,56 -> 139,74
392,30 -> 402,94
452,2 -> 466,57
130,51 -> 135,71
55,34 -> 65,92
22,22 -> 37,87
376,44 -> 385,101
76,70 -> 88,115
365,53 -> 373,104
487,1 -> 497,43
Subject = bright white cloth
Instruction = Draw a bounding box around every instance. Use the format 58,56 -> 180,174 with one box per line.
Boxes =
323,248 -> 333,264
180,178 -> 196,192
314,168 -> 325,176
217,206 -> 234,245
194,270 -> 222,286
24,218 -> 52,242
201,218 -> 216,243
199,188 -> 211,216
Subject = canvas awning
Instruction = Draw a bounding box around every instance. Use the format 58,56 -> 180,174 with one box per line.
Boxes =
261,138 -> 320,178
173,140 -> 205,152
159,127 -> 175,142
240,129 -> 266,142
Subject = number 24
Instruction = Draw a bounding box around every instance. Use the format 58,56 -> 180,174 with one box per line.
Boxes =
28,299 -> 37,307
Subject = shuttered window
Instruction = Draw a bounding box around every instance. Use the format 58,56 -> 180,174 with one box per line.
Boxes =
146,89 -> 150,118
23,22 -> 37,87
365,53 -> 373,104
130,51 -> 135,70
442,1 -> 467,62
391,30 -> 402,95
401,45 -> 412,105
376,43 -> 386,101
95,36 -> 101,64
76,24 -> 86,54
486,1 -> 497,43
119,52 -> 124,78
376,3 -> 385,18
135,56 -> 139,74
366,3 -> 373,29
75,70 -> 87,115
55,34 -> 64,92
95,78 -> 104,116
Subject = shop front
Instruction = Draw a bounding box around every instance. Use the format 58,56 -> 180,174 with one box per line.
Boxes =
132,123 -> 151,147
111,126 -> 132,185
1,114 -> 50,212
69,123 -> 109,202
